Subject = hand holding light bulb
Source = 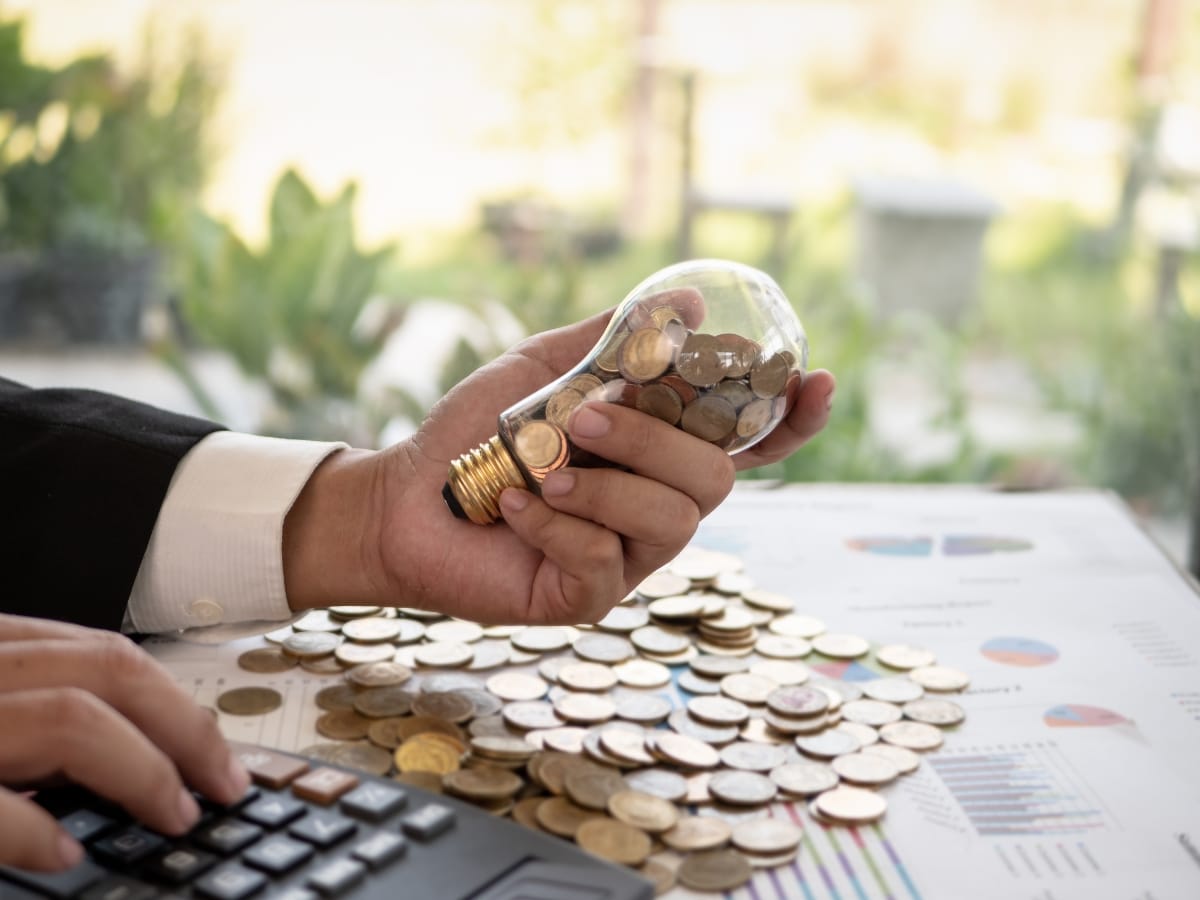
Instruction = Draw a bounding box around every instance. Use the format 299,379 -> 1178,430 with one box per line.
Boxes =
282,261 -> 835,626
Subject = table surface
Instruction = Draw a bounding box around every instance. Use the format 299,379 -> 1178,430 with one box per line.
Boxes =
147,484 -> 1200,900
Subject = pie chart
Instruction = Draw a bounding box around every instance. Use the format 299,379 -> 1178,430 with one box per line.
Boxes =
943,535 -> 1034,556
1043,704 -> 1128,728
981,636 -> 1059,667
845,536 -> 933,557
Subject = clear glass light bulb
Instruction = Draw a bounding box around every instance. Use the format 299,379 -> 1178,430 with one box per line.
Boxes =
443,259 -> 809,524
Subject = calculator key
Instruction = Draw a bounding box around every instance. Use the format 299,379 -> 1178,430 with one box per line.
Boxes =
194,863 -> 268,900
340,783 -> 407,821
240,794 -> 307,829
145,847 -> 218,884
351,831 -> 407,870
92,826 -> 166,865
0,858 -> 106,898
80,875 -> 157,900
242,835 -> 313,875
289,813 -> 357,849
305,857 -> 366,896
271,890 -> 319,900
58,809 -> 116,843
400,803 -> 456,841
199,787 -> 260,815
193,819 -> 263,855
236,747 -> 311,790
292,768 -> 359,806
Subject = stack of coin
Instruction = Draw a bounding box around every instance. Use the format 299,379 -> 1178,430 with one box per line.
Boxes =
226,545 -> 971,895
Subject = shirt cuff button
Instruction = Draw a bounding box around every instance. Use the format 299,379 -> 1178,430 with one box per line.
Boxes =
189,597 -> 225,624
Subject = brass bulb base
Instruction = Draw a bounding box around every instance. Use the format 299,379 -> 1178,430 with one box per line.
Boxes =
444,434 -> 527,525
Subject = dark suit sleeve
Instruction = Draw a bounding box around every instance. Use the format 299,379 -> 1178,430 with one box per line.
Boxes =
0,377 -> 224,631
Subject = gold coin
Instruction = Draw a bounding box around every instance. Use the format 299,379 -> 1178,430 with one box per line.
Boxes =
576,818 -> 652,867
411,691 -> 475,723
546,387 -> 586,429
352,686 -> 414,719
618,327 -> 675,383
831,752 -> 900,786
443,767 -> 524,801
236,647 -> 298,674
217,687 -> 282,716
770,761 -> 839,796
316,709 -> 372,741
902,697 -> 966,726
366,717 -> 410,750
813,785 -> 887,824
715,332 -> 759,378
535,796 -> 605,839
908,664 -> 970,692
568,373 -> 605,397
281,631 -> 341,659
879,720 -> 945,751
556,662 -> 617,692
340,617 -> 404,643
677,848 -> 753,893
564,766 -> 629,811
731,817 -> 802,855
662,815 -> 732,851
676,333 -> 724,387
414,641 -> 474,668
594,331 -> 628,375
607,789 -> 679,833
335,642 -> 395,666
513,420 -> 568,471
876,643 -> 936,670
812,633 -> 871,659
391,715 -> 467,745
345,660 -> 412,688
707,770 -> 778,806
394,737 -> 461,775
512,796 -> 546,831
328,741 -> 393,777
634,383 -> 683,425
314,684 -> 359,712
487,671 -> 549,702
650,731 -> 720,769
749,351 -> 790,398
393,770 -> 444,792
301,655 -> 346,676
639,858 -> 676,896
680,395 -> 737,443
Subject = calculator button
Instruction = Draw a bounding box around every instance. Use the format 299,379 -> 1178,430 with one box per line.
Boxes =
351,831 -> 407,869
58,809 -> 116,843
289,813 -> 357,849
400,803 -> 456,841
292,768 -> 359,806
340,783 -> 406,821
242,835 -> 313,875
305,857 -> 366,896
80,875 -> 158,900
271,890 -> 319,900
144,847 -> 218,884
193,820 -> 263,855
236,748 -> 311,790
240,794 -> 307,829
92,827 -> 166,865
0,858 -> 106,898
194,863 -> 268,900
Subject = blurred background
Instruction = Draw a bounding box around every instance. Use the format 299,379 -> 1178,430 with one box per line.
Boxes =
1,0 -> 1197,573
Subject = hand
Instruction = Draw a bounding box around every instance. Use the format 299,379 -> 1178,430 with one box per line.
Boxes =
283,309 -> 834,624
0,614 -> 251,872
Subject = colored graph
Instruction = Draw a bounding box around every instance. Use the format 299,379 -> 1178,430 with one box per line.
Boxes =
845,536 -> 933,557
928,744 -> 1109,837
943,535 -> 1034,556
981,636 -> 1059,667
1043,704 -> 1129,728
810,658 -> 887,682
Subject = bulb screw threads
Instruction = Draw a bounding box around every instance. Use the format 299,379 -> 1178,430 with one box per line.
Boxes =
444,434 -> 527,524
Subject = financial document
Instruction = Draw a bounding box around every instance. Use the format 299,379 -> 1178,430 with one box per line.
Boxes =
146,485 -> 1200,900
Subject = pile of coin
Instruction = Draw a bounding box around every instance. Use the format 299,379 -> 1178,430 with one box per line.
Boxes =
507,288 -> 801,482
226,546 -> 968,895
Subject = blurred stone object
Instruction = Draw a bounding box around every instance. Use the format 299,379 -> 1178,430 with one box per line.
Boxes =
852,175 -> 998,325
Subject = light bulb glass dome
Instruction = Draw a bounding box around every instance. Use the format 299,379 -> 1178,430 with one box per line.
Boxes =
445,259 -> 809,524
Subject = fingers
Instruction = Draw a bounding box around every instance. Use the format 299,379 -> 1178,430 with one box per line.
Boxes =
0,636 -> 248,807
733,368 -> 835,470
0,612 -> 101,643
0,789 -> 82,872
0,689 -> 200,839
497,489 -> 625,624
566,402 -> 736,517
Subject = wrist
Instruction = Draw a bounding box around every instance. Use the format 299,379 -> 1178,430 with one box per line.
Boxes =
282,447 -> 388,610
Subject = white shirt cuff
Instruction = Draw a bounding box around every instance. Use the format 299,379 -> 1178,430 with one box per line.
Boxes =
126,431 -> 348,633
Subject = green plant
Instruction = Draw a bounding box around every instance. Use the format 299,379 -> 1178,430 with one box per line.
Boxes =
177,169 -> 395,437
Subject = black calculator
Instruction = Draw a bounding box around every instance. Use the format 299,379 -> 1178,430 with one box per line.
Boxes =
0,743 -> 653,900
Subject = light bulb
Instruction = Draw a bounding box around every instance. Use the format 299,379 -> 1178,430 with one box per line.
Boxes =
443,259 -> 809,524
